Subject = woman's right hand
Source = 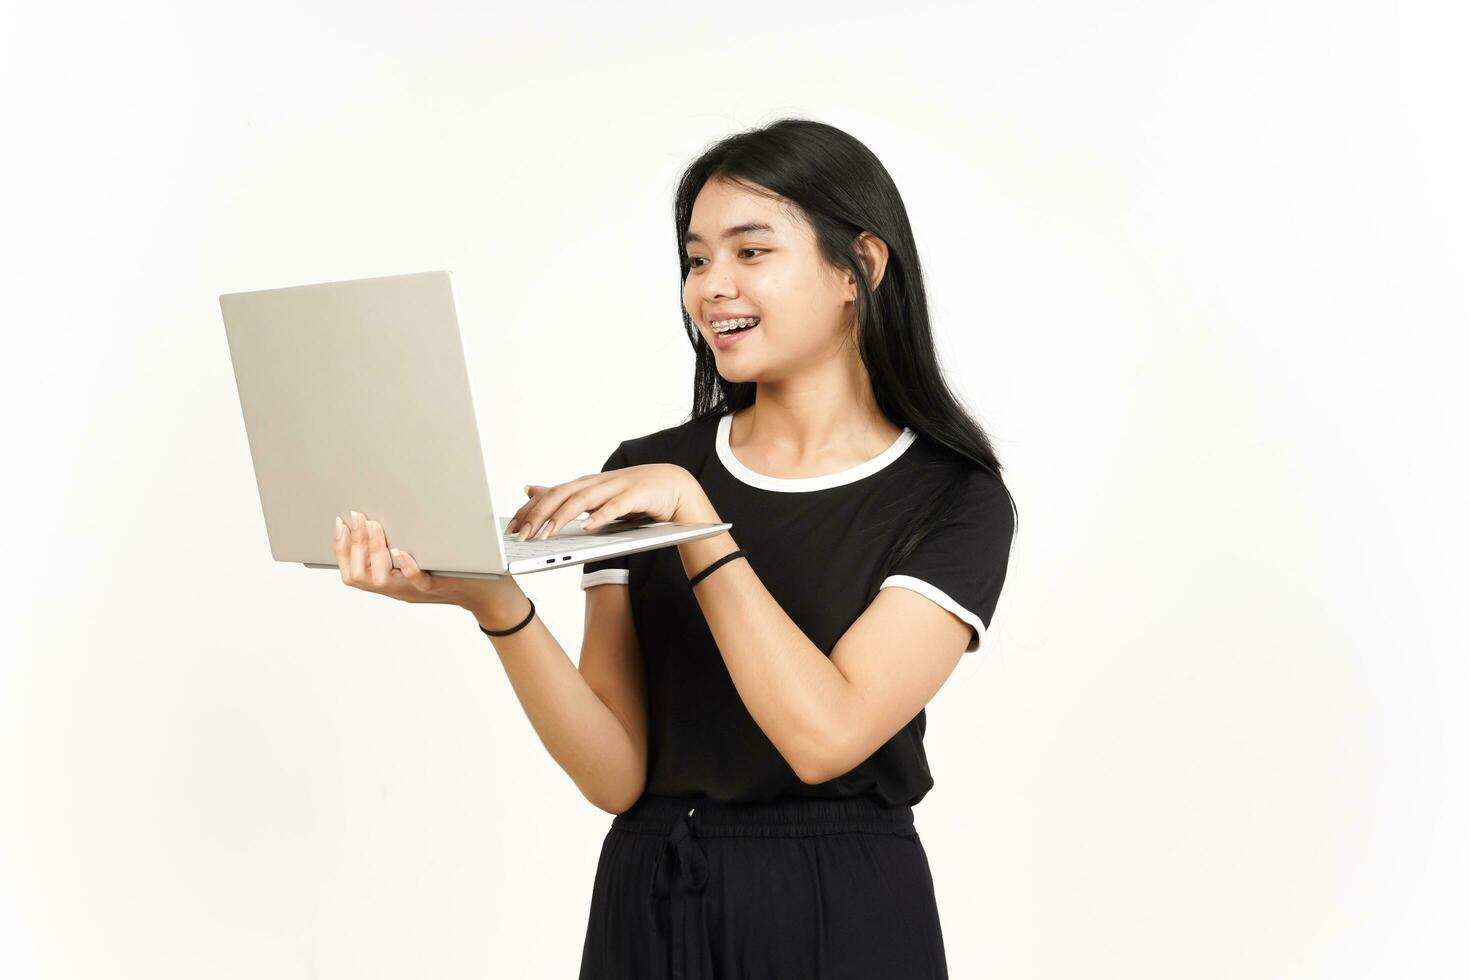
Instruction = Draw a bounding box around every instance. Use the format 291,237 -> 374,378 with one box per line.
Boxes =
334,509 -> 522,615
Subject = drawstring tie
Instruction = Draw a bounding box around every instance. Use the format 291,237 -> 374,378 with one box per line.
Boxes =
646,807 -> 708,979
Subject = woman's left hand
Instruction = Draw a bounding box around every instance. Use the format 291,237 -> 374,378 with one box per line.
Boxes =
507,463 -> 711,540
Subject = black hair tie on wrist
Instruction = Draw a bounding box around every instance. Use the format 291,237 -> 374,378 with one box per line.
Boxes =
688,549 -> 747,587
479,597 -> 536,637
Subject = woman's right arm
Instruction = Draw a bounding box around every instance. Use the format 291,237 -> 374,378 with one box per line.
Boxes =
336,510 -> 648,815
468,582 -> 648,815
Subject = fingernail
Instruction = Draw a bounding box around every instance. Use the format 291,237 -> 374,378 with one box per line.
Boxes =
335,516 -> 344,539
351,510 -> 361,528
523,484 -> 531,495
541,522 -> 554,539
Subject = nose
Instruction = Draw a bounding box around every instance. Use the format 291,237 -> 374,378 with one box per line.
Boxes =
695,260 -> 738,307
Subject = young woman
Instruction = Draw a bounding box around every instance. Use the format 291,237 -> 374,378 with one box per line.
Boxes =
333,118 -> 1018,979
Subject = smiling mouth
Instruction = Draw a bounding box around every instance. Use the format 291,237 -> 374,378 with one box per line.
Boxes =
708,320 -> 764,339
713,323 -> 758,337
710,319 -> 759,347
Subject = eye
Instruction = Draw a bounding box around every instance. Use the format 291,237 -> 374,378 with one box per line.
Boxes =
685,248 -> 768,269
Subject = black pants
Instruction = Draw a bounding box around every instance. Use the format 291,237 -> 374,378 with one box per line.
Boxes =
578,793 -> 949,979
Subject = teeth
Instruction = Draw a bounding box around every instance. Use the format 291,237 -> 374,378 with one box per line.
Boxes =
712,317 -> 759,333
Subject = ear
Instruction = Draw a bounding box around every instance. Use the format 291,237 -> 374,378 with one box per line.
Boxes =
846,232 -> 890,297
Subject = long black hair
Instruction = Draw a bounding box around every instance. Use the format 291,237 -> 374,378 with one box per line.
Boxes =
672,117 -> 1019,577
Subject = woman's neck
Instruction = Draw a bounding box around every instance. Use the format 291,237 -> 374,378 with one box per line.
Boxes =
729,384 -> 899,476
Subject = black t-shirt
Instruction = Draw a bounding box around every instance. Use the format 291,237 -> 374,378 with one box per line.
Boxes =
580,413 -> 1015,807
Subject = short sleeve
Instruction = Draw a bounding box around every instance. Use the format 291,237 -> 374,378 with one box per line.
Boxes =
878,470 -> 1016,653
579,443 -> 633,589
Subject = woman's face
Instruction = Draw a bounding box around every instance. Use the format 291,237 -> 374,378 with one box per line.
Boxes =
682,178 -> 856,384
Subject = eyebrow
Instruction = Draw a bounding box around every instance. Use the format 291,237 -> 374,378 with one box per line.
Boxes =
683,222 -> 777,245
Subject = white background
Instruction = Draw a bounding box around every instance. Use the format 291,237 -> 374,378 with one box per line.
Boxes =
3,1 -> 1468,977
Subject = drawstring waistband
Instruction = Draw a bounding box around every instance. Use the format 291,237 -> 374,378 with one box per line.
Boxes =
616,793 -> 918,838
617,795 -> 917,979
645,807 -> 708,980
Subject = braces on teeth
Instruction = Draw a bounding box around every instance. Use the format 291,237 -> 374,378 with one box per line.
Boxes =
713,317 -> 760,333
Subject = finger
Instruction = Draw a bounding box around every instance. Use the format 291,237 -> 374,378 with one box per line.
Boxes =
582,492 -> 638,531
349,510 -> 369,583
544,482 -> 621,538
508,484 -> 558,533
366,520 -> 392,589
517,478 -> 590,540
520,476 -> 605,537
334,515 -> 351,583
508,494 -> 541,534
519,484 -> 580,539
391,548 -> 435,593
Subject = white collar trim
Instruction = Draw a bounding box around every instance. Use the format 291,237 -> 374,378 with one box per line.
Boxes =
715,413 -> 917,492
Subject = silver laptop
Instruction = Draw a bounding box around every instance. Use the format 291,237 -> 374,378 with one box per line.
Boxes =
218,270 -> 731,578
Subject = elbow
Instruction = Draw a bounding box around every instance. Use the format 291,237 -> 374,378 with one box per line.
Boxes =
795,765 -> 831,786
589,778 -> 647,816
593,792 -> 641,816
792,684 -> 864,785
792,738 -> 849,786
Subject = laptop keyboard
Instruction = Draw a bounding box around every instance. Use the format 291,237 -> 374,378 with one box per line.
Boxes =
502,531 -> 631,559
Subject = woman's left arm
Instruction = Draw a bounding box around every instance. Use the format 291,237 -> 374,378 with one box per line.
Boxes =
672,487 -> 972,786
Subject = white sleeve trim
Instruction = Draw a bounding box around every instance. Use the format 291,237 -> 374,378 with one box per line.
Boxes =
879,574 -> 985,653
580,568 -> 630,589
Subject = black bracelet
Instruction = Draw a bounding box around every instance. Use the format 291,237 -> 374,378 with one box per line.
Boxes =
688,549 -> 747,587
479,597 -> 536,637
